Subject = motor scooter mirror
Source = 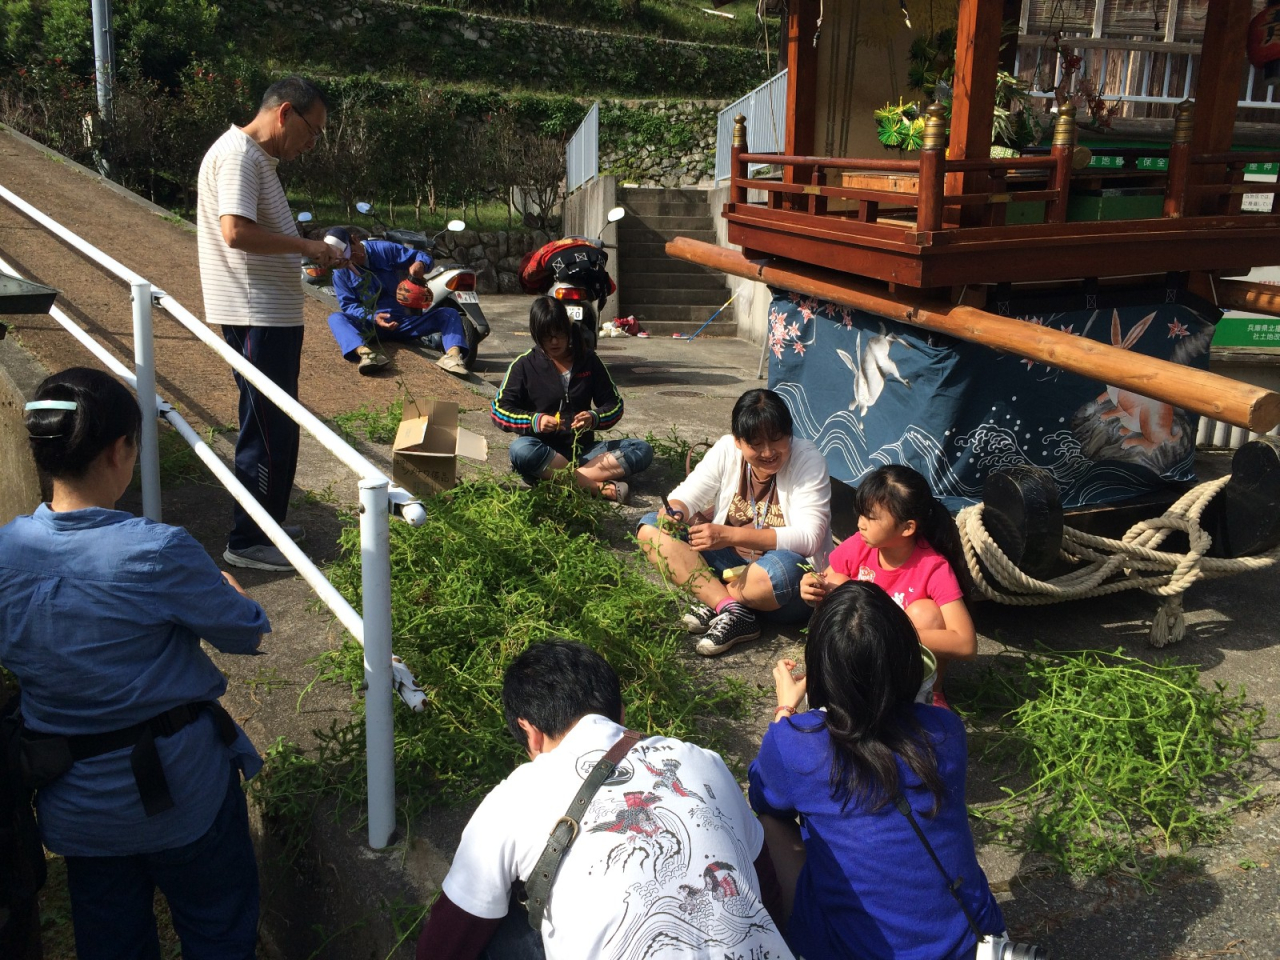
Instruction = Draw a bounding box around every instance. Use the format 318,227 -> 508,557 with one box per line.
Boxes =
446,219 -> 466,232
296,212 -> 313,223
606,206 -> 626,223
356,202 -> 373,215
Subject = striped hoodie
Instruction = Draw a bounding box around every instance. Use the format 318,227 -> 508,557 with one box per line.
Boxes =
491,346 -> 625,459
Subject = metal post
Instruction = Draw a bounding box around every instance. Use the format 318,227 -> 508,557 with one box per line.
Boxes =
130,282 -> 160,521
359,478 -> 396,849
90,0 -> 114,125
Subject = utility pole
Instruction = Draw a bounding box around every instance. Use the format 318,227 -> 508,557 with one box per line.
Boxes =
89,0 -> 115,176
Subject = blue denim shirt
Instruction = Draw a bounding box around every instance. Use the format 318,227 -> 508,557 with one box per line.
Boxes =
0,505 -> 270,856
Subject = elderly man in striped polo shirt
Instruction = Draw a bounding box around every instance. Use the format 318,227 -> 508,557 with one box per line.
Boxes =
197,76 -> 337,572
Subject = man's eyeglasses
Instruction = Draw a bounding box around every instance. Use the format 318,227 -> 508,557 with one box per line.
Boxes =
289,104 -> 323,144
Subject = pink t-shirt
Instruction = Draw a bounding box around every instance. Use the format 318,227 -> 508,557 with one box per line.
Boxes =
828,534 -> 963,610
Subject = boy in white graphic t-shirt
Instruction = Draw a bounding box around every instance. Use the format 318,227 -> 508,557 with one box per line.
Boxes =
417,641 -> 793,960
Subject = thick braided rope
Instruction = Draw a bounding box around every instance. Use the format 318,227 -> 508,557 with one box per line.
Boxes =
957,475 -> 1280,624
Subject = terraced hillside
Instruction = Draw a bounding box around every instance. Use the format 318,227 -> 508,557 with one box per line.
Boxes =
230,0 -> 777,98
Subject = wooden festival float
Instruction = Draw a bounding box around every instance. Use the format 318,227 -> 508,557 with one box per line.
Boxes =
671,0 -> 1280,642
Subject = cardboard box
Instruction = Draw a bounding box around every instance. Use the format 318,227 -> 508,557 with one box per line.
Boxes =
392,399 -> 488,498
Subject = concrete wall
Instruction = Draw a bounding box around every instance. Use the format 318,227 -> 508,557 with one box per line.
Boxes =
563,175 -> 620,325
709,184 -> 773,351
0,351 -> 42,526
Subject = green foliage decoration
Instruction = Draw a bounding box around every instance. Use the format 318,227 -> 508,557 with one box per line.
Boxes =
874,100 -> 924,152
963,646 -> 1266,884
876,24 -> 1044,153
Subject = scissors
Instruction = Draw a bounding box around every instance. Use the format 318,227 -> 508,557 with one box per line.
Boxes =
660,493 -> 685,526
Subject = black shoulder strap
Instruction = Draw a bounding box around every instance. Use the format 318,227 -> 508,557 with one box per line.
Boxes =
894,794 -> 983,941
523,729 -> 643,931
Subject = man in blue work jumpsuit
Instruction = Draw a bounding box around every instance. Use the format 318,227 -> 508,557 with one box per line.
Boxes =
324,226 -> 469,376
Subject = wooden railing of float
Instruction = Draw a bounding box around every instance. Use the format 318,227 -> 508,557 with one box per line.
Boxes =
729,100 -> 1280,240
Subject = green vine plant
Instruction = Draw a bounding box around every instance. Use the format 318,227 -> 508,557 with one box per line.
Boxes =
959,645 -> 1267,886
249,474 -> 747,859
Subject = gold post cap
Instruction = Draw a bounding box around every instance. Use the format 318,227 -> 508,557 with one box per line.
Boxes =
1173,100 -> 1194,144
921,103 -> 947,152
733,114 -> 747,147
1052,102 -> 1077,148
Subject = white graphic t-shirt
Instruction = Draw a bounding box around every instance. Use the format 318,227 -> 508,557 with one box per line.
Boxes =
441,714 -> 793,960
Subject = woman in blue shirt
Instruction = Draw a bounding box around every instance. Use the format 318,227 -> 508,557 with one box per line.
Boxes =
0,368 -> 270,960
748,581 -> 1005,960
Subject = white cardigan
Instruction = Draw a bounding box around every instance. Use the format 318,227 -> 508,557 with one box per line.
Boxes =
668,434 -> 832,567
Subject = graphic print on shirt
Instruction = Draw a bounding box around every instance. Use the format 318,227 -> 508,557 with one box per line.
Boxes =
639,757 -> 705,802
857,564 -> 876,582
577,742 -> 784,960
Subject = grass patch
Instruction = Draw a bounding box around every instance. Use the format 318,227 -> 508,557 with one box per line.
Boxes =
296,196 -> 537,236
961,646 -> 1266,885
127,422 -> 229,490
251,475 -> 743,847
330,398 -> 405,446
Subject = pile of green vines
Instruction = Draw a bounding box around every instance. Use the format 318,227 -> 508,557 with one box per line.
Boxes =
253,476 -> 741,830
965,647 -> 1266,883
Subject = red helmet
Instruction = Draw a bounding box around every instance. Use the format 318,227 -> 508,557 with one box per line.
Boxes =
395,278 -> 432,311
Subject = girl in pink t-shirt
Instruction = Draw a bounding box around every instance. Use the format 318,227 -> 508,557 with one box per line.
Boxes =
800,465 -> 976,708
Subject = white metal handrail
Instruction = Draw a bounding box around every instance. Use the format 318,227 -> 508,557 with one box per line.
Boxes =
0,183 -> 417,850
566,101 -> 599,195
716,70 -> 788,182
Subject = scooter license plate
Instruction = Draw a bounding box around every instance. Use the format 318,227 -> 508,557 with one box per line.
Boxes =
454,291 -> 479,303
565,305 -> 584,320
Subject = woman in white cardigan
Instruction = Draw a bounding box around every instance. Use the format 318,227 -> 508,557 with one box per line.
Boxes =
638,389 -> 832,656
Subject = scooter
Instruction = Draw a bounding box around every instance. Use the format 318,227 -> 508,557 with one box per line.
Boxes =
533,206 -> 626,354
354,202 -> 490,371
296,212 -> 335,292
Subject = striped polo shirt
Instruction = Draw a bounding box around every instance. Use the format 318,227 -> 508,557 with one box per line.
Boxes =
196,125 -> 303,327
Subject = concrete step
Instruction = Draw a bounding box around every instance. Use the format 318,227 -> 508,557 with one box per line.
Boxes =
619,286 -> 732,306
617,302 -> 736,323
618,186 -> 715,204
618,215 -> 715,233
617,268 -> 727,291
620,196 -> 714,218
618,238 -> 715,258
619,256 -> 725,277
629,318 -> 739,338
619,226 -> 719,245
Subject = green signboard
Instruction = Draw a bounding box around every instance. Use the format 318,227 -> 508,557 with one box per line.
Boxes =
1213,316 -> 1280,348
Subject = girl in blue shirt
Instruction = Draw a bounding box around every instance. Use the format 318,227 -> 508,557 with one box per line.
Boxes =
0,368 -> 270,960
748,581 -> 1005,960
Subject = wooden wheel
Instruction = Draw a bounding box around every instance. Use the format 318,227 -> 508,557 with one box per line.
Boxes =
981,465 -> 1064,580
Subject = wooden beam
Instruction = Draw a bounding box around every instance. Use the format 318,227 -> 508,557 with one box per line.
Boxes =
784,0 -> 819,183
665,237 -> 1280,433
948,0 -> 1005,223
1186,0 -> 1253,215
1209,279 -> 1280,318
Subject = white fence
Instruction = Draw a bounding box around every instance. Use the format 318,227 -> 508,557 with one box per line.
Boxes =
0,182 -> 425,850
566,101 -> 599,195
1013,35 -> 1280,113
715,70 -> 788,182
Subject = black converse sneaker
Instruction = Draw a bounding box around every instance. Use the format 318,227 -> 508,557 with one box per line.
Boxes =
681,603 -> 716,634
695,604 -> 761,656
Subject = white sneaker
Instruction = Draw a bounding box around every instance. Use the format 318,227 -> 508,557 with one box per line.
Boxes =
436,352 -> 469,377
356,345 -> 389,375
